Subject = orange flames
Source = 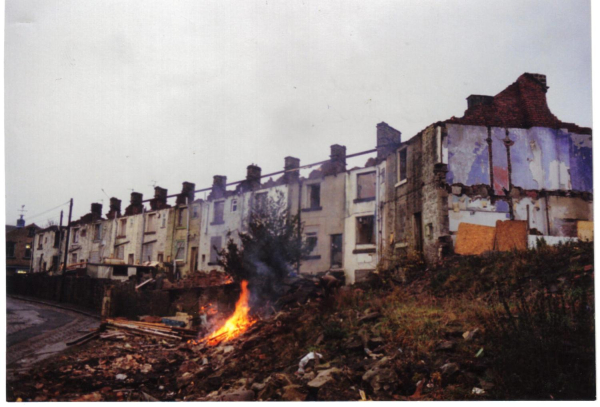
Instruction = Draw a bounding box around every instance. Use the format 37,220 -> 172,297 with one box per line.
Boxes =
204,280 -> 255,346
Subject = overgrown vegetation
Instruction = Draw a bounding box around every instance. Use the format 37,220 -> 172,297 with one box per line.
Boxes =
218,192 -> 314,303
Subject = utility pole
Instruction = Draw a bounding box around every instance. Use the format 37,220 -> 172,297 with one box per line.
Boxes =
56,210 -> 64,271
62,199 -> 73,272
59,199 -> 73,303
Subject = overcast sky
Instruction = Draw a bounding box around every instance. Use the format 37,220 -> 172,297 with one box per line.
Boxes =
5,0 -> 592,225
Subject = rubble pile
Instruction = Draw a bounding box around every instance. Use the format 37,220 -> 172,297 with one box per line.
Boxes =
7,242 -> 594,401
7,274 -> 491,401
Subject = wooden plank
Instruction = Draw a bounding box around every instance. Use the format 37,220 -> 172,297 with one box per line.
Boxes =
454,222 -> 496,255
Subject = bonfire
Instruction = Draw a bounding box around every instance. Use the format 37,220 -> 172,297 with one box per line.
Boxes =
204,280 -> 255,346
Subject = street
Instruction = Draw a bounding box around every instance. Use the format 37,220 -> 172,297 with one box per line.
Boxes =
6,297 -> 99,380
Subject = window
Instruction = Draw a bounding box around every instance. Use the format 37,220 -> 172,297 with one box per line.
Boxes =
54,230 -> 60,247
357,172 -> 376,201
307,236 -> 318,251
115,245 -> 125,260
113,266 -> 128,276
161,216 -> 166,228
142,242 -> 154,262
175,240 -> 185,260
192,205 -> 200,219
89,251 -> 100,263
146,213 -> 157,233
356,216 -> 375,245
177,208 -> 186,227
24,244 -> 31,259
28,227 -> 36,237
398,148 -> 407,183
94,224 -> 102,240
308,184 -> 321,209
38,235 -> 44,249
213,201 -> 225,224
255,193 -> 267,213
157,252 -> 164,263
81,228 -> 87,237
128,253 -> 134,264
52,255 -> 59,271
118,219 -> 127,237
6,242 -> 15,258
71,253 -> 78,265
209,236 -> 222,264
231,200 -> 238,212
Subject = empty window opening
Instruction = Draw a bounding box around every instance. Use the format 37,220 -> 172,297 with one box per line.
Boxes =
309,184 -> 321,209
231,200 -> 238,212
356,216 -> 375,245
113,266 -> 128,276
398,148 -> 408,182
209,236 -> 222,264
118,219 -> 127,237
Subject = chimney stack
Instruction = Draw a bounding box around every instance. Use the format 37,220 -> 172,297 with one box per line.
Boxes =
330,144 -> 346,166
284,156 -> 300,184
466,95 -> 494,109
211,176 -> 227,199
150,186 -> 169,210
376,122 -> 402,161
91,203 -> 103,218
528,73 -> 547,91
246,165 -> 262,190
124,192 -> 144,216
176,182 -> 196,205
107,198 -> 122,219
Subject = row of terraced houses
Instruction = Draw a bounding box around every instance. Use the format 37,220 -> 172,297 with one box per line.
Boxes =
29,73 -> 593,284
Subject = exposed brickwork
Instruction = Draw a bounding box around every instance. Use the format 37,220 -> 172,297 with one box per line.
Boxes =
446,73 -> 591,135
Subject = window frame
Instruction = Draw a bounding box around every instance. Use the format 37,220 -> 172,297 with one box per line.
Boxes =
355,171 -> 377,202
356,215 -> 376,246
396,147 -> 408,185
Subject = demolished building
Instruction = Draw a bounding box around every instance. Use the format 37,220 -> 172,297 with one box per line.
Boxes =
29,73 -> 593,283
382,73 -> 593,262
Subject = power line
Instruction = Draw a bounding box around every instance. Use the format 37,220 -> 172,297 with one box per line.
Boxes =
27,200 -> 71,221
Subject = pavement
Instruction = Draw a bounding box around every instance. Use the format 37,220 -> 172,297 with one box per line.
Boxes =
6,297 -> 100,380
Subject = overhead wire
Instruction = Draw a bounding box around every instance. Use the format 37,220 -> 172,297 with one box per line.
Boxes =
26,200 -> 71,221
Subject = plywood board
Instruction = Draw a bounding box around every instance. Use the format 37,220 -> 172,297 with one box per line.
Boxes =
577,220 -> 594,241
494,220 -> 528,252
454,222 -> 496,255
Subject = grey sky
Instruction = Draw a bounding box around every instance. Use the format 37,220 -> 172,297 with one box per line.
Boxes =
5,0 -> 592,225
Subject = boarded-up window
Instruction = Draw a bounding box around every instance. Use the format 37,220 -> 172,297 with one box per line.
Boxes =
89,251 -> 100,263
146,213 -> 157,233
213,201 -> 225,223
255,193 -> 267,213
116,245 -> 125,260
357,172 -> 376,200
175,241 -> 185,260
356,216 -> 375,245
142,242 -> 154,262
309,184 -> 321,209
209,236 -> 222,264
398,148 -> 407,182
